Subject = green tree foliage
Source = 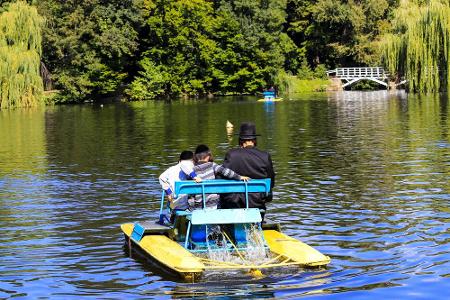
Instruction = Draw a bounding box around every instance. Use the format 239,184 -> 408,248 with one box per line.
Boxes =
2,0 -> 425,103
383,0 -> 450,92
127,58 -> 170,100
212,0 -> 295,93
0,1 -> 44,109
37,0 -> 144,102
128,0 -> 217,99
0,1 -> 36,12
128,0 -> 293,99
287,0 -> 395,69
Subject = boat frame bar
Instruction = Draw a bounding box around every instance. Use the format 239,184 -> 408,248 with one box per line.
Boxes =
159,179 -> 271,223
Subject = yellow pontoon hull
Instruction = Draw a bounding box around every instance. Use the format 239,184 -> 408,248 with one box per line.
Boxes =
121,223 -> 330,280
263,230 -> 331,266
258,98 -> 283,102
121,223 -> 204,279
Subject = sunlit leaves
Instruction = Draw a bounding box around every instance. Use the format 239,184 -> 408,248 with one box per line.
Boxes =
382,0 -> 450,92
0,1 -> 44,109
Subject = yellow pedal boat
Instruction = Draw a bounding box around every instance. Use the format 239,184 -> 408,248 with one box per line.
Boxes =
257,97 -> 283,102
121,179 -> 330,281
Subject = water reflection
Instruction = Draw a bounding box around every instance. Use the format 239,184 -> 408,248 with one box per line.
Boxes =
0,93 -> 449,298
0,108 -> 47,177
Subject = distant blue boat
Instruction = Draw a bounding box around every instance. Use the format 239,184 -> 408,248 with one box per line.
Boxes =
258,91 -> 283,102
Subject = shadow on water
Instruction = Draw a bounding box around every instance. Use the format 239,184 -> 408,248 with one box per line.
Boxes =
1,92 -> 449,298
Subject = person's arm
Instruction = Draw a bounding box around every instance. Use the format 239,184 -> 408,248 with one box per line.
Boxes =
214,163 -> 247,180
180,160 -> 202,182
179,161 -> 197,179
158,170 -> 173,197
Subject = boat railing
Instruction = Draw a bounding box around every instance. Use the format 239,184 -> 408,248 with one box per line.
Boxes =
159,179 -> 271,223
263,91 -> 276,98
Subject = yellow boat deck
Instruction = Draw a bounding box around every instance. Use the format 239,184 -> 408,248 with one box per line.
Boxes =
121,223 -> 330,280
257,98 -> 283,102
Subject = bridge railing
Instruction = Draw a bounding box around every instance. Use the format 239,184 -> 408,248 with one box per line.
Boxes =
328,67 -> 388,79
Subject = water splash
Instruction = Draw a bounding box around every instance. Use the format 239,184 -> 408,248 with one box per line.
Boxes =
244,225 -> 270,264
204,225 -> 272,265
205,225 -> 234,262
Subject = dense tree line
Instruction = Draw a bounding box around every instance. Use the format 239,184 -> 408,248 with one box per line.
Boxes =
2,0 -> 412,104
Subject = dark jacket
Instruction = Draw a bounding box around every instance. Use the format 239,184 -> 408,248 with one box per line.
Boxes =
219,146 -> 275,209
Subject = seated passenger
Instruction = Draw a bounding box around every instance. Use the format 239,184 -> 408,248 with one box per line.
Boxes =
189,144 -> 249,210
158,150 -> 200,212
264,86 -> 276,99
220,122 -> 275,221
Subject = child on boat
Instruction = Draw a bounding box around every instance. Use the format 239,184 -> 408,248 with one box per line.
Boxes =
158,150 -> 201,211
190,144 -> 250,210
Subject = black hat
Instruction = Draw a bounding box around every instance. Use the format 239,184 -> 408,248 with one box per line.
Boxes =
236,122 -> 260,140
179,150 -> 193,161
195,144 -> 210,154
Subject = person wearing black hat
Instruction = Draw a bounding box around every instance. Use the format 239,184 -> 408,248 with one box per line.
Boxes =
219,122 -> 275,219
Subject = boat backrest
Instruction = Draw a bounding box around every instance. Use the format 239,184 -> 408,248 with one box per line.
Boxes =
158,179 -> 271,224
177,178 -> 270,208
263,91 -> 276,97
174,179 -> 271,196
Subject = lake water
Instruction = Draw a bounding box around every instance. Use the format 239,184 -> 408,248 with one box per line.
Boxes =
1,91 -> 449,299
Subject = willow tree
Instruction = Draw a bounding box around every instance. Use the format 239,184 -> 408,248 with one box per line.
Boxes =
382,0 -> 450,92
0,1 -> 44,109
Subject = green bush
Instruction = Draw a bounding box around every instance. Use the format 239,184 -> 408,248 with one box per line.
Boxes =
314,64 -> 328,79
126,59 -> 170,100
297,60 -> 314,80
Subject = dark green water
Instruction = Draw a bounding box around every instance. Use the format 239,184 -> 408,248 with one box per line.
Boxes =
1,91 -> 449,299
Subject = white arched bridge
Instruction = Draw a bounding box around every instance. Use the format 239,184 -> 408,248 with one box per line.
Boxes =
326,67 -> 406,89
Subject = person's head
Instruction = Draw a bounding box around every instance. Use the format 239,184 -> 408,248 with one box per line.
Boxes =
237,122 -> 259,147
239,138 -> 257,147
194,144 -> 213,163
179,150 -> 193,162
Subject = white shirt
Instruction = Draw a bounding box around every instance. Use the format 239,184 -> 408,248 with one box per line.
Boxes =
158,160 -> 195,210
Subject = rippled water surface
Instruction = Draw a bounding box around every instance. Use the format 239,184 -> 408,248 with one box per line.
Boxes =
1,91 -> 449,299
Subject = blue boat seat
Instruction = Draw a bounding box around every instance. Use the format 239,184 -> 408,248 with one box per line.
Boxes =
234,224 -> 247,244
190,225 -> 207,244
